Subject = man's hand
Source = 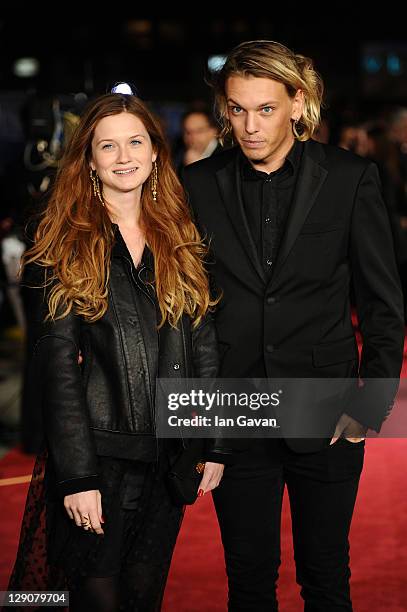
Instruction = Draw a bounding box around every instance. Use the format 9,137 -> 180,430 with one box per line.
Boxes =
330,413 -> 368,445
198,462 -> 224,496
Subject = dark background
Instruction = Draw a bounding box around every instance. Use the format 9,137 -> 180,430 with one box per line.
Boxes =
0,14 -> 406,215
1,15 -> 406,104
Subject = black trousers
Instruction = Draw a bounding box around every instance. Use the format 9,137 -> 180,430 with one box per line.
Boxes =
212,437 -> 365,612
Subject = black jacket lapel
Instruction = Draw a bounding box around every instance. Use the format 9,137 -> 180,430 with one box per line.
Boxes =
270,141 -> 328,286
216,153 -> 266,283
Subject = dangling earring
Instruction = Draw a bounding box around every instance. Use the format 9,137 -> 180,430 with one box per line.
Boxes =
151,161 -> 158,202
292,117 -> 301,139
89,168 -> 104,206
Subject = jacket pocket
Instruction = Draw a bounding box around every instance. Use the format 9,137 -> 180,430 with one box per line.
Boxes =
312,336 -> 358,367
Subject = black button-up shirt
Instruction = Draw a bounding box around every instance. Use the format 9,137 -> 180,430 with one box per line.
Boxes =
240,139 -> 303,278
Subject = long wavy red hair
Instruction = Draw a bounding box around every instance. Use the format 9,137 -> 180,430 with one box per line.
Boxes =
22,93 -> 217,328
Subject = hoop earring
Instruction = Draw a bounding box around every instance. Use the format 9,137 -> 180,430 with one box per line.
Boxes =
89,168 -> 105,206
221,121 -> 234,146
151,161 -> 158,202
292,117 -> 301,139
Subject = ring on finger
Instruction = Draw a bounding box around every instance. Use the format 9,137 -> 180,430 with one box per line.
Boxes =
81,516 -> 91,529
82,523 -> 93,531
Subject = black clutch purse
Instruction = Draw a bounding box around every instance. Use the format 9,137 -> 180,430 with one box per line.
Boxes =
166,446 -> 206,506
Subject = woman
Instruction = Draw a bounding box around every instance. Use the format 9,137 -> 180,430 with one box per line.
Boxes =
8,93 -> 229,611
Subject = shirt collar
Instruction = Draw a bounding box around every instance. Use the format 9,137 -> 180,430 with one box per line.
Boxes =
240,139 -> 303,181
111,223 -> 154,270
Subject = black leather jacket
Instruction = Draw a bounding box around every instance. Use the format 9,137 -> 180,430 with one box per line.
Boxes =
23,225 -> 232,497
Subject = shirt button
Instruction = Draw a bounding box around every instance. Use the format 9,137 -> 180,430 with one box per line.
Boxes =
173,363 -> 180,370
266,259 -> 273,266
265,217 -> 271,223
266,344 -> 275,353
265,177 -> 272,183
266,296 -> 276,304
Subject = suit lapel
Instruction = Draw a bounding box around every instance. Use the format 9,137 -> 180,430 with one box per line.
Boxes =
216,152 -> 266,283
270,141 -> 328,286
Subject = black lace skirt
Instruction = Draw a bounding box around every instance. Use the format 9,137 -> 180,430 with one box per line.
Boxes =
7,445 -> 185,611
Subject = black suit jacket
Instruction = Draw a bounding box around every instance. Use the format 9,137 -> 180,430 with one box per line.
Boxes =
184,140 -> 405,452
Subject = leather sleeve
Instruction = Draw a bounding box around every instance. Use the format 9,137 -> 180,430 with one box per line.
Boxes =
191,313 -> 219,379
23,263 -> 100,496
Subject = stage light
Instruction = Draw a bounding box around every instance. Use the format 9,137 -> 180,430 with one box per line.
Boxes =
363,55 -> 382,74
387,54 -> 402,76
208,55 -> 227,72
111,82 -> 134,95
13,57 -> 40,78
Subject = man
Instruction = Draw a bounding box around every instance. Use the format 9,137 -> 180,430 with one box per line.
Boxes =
183,40 -> 404,611
176,109 -> 221,174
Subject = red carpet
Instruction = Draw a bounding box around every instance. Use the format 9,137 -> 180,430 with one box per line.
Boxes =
162,439 -> 407,612
1,327 -> 407,609
0,447 -> 36,591
1,440 -> 407,611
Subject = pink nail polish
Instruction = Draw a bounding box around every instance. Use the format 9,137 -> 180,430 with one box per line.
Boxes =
198,489 -> 204,497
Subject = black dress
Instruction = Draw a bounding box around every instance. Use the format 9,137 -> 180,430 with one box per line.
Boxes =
7,442 -> 185,611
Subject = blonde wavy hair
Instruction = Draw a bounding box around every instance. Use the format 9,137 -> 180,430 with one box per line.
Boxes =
22,93 -> 217,329
211,40 -> 324,142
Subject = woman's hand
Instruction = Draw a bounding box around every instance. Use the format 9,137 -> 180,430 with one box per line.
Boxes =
64,489 -> 104,535
198,462 -> 224,496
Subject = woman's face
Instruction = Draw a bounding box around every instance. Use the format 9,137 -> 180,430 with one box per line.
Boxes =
90,111 -> 157,200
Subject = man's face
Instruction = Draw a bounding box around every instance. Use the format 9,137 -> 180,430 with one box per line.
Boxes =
225,75 -> 302,172
183,113 -> 217,154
